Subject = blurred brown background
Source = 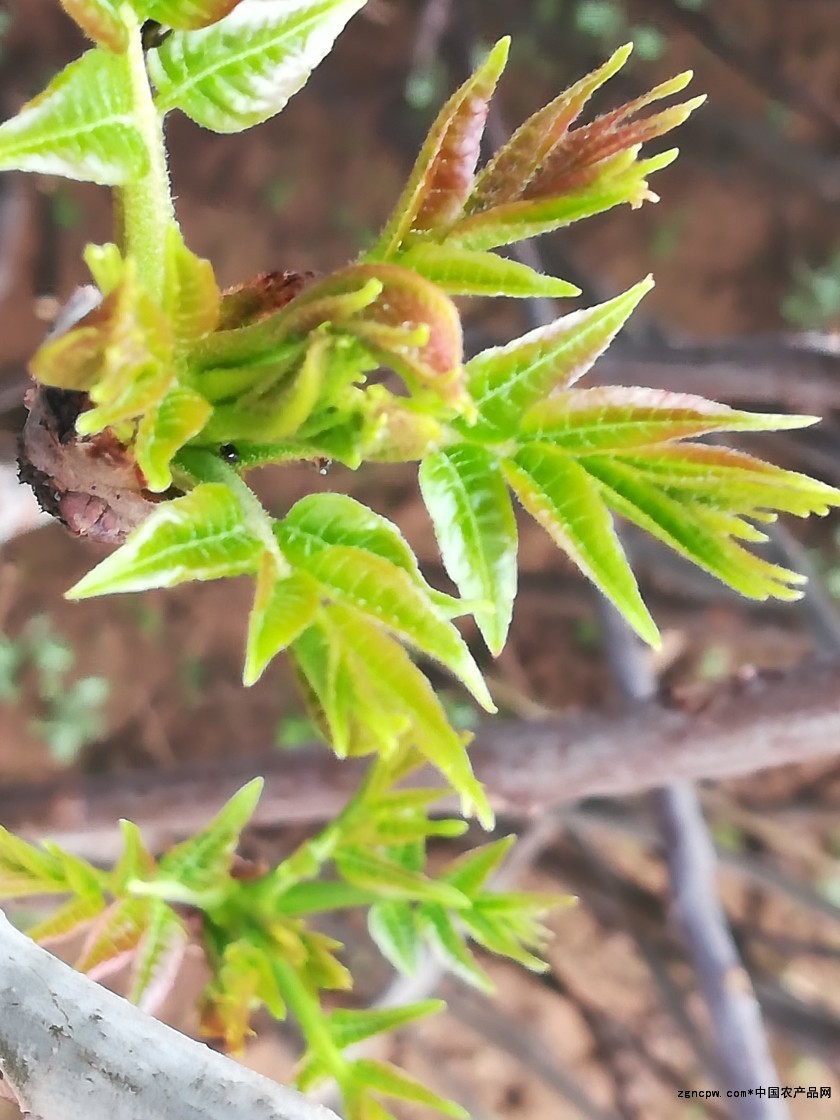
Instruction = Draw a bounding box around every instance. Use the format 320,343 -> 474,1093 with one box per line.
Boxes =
3,1 -> 840,1117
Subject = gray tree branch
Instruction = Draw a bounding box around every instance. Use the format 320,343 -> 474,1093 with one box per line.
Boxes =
2,658 -> 839,860
0,911 -> 339,1120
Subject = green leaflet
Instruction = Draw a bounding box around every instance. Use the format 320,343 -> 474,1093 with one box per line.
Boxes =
335,848 -> 469,908
158,778 -> 263,894
276,535 -> 493,710
128,899 -> 188,1010
352,1060 -> 468,1119
520,386 -> 818,453
580,454 -> 826,601
503,443 -> 659,647
368,901 -> 421,975
244,560 -> 321,685
162,226 -> 221,347
398,243 -> 579,298
466,277 -> 653,437
419,903 -> 493,992
279,493 -> 460,615
67,484 -> 263,597
368,38 -> 510,260
0,49 -> 147,183
420,445 -> 518,655
328,1001 -> 444,1049
293,606 -> 493,824
150,0 -> 367,133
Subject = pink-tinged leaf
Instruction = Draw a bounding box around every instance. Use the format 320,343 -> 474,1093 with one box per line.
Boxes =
27,894 -> 106,944
466,278 -> 652,437
141,0 -> 245,30
469,43 -> 633,212
446,148 -> 677,251
330,264 -> 466,406
523,74 -> 704,200
369,39 -> 509,259
420,445 -> 518,655
520,387 -> 818,453
217,270 -> 312,331
77,896 -> 151,974
580,454 -> 819,600
60,0 -> 127,51
504,443 -> 659,646
31,261 -> 175,436
129,900 -> 188,1012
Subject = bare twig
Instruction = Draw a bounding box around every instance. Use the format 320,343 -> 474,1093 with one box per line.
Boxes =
6,658 -> 840,858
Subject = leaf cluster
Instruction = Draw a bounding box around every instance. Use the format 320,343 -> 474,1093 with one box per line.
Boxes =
4,4 -> 840,1107
0,767 -> 564,1119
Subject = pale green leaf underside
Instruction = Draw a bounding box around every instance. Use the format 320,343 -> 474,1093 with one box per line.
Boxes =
504,443 -> 659,646
67,484 -> 262,597
149,0 -> 366,132
420,445 -> 518,656
0,49 -> 147,184
398,243 -> 580,298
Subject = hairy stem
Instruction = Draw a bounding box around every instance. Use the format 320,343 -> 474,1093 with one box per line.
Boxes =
119,4 -> 175,292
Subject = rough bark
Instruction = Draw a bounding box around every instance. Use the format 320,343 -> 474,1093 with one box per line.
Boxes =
0,912 -> 339,1120
3,659 -> 839,859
